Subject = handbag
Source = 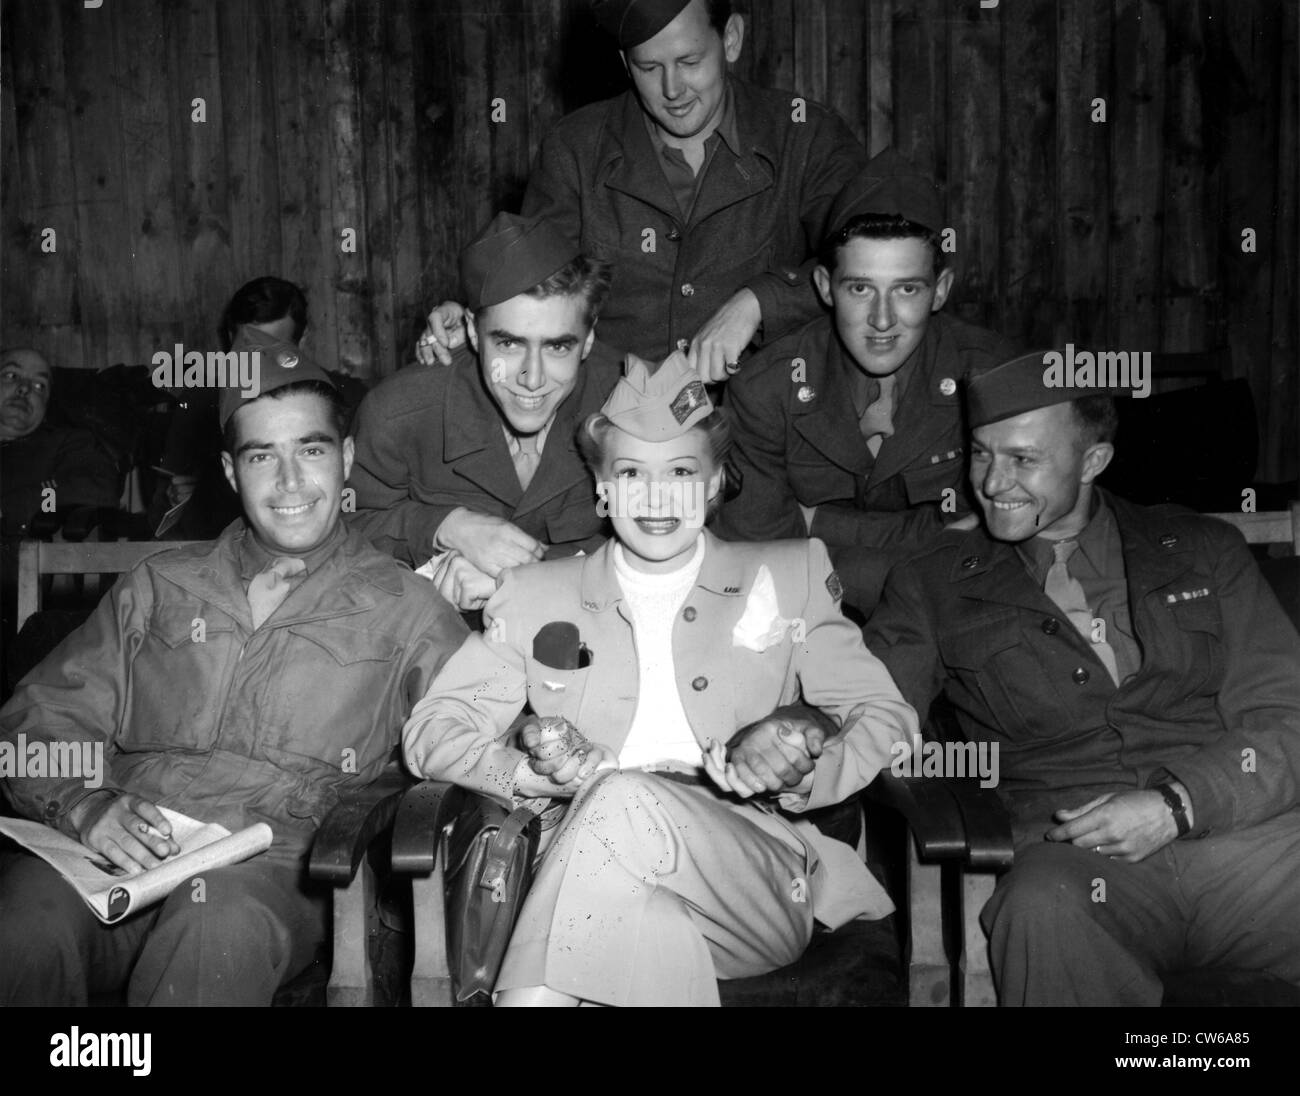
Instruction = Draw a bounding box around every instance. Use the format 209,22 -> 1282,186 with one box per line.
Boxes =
443,794 -> 542,1003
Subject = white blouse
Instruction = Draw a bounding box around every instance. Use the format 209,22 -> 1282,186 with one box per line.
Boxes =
613,534 -> 707,770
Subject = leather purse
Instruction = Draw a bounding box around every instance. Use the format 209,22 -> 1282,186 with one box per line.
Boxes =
443,793 -> 542,1003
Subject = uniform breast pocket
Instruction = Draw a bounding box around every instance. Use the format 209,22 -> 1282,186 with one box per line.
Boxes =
128,606 -> 236,751
788,456 -> 857,505
523,657 -> 593,725
900,452 -> 964,506
1162,597 -> 1225,696
939,617 -> 1072,743
263,624 -> 402,767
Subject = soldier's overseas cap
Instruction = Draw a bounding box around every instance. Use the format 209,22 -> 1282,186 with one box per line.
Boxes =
966,349 -> 1125,430
220,327 -> 336,428
460,212 -> 579,311
824,147 -> 945,240
601,351 -> 713,440
591,0 -> 692,48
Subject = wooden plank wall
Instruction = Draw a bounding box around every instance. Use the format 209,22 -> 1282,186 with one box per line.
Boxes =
2,0 -> 1297,480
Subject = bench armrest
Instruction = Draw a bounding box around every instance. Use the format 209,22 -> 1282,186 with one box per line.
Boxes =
866,772 -> 1013,869
391,779 -> 470,875
308,766 -> 413,886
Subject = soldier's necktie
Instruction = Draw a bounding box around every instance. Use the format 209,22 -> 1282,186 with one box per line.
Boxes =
1044,539 -> 1120,685
247,555 -> 308,629
859,373 -> 897,458
513,434 -> 541,491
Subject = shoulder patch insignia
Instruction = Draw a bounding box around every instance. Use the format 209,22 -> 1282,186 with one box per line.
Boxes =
825,570 -> 844,602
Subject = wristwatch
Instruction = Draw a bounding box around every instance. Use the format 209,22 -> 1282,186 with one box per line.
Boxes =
1154,782 -> 1191,837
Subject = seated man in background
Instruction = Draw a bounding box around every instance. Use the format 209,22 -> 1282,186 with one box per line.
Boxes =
349,213 -> 622,612
414,0 -> 867,379
0,346 -> 121,539
0,347 -> 122,666
862,351 -> 1300,1005
714,151 -> 1016,615
0,339 -> 467,1006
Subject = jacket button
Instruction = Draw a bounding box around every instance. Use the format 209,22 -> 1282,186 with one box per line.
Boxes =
691,675 -> 708,691
1041,617 -> 1060,635
676,338 -> 690,352
682,606 -> 697,622
1160,534 -> 1178,548
681,283 -> 695,297
962,555 -> 980,569
1072,667 -> 1090,685
43,800 -> 60,822
666,227 -> 682,241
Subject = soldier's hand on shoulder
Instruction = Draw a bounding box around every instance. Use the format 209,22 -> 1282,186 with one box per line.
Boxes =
415,300 -> 467,366
431,551 -> 496,611
437,508 -> 545,576
689,288 -> 762,383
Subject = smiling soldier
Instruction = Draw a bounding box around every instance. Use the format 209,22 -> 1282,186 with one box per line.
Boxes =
862,351 -> 1300,1006
349,213 -> 621,612
413,0 -> 867,381
714,151 -> 1017,615
0,340 -> 466,1006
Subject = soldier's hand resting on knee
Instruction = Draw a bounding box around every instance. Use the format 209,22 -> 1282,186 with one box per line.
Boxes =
1046,783 -> 1194,863
72,792 -> 181,874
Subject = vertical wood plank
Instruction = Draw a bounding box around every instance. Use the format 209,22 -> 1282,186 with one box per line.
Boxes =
115,0 -> 186,359
218,0 -> 283,300
1000,0 -> 1056,345
489,0 -> 532,214
409,0 -> 461,310
1267,0 -> 1298,482
893,0 -> 947,182
269,0 -> 335,362
323,0 -> 369,376
743,0 -> 796,93
524,0 -> 567,162
865,0 -> 894,155
1214,0 -> 1282,479
825,0 -> 868,147
1107,0 -> 1166,352
792,0 -> 829,107
61,0 -> 136,367
357,0 -> 395,378
1057,0 -> 1112,347
170,0 -> 233,351
458,2 -> 495,251
947,0 -> 1002,330
1160,0 -> 1210,354
3,0 -> 82,365
385,0 -> 423,372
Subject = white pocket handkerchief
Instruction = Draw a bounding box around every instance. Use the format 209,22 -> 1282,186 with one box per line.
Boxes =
731,565 -> 792,652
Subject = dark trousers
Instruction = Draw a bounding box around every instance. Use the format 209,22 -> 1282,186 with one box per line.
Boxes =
980,801 -> 1300,1006
0,852 -> 328,1006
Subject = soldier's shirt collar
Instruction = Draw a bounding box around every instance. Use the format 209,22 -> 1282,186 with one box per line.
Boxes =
642,80 -> 741,162
237,519 -> 346,582
1015,490 -> 1115,585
